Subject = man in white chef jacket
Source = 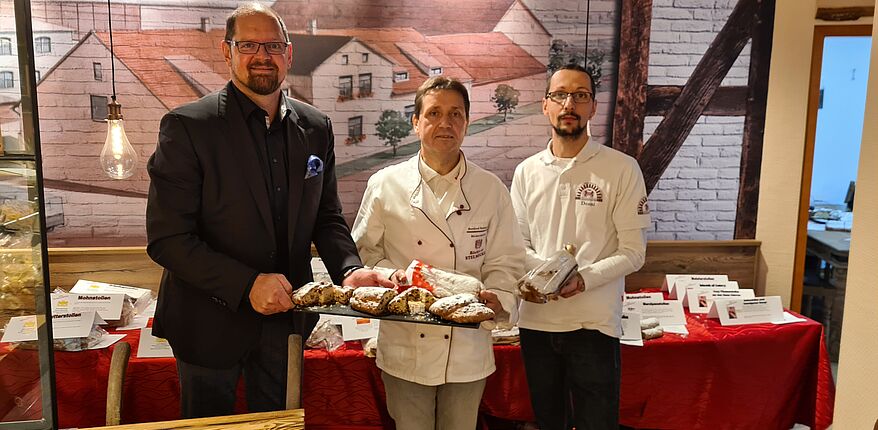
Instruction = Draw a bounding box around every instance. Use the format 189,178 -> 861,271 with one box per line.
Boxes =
510,64 -> 650,429
352,76 -> 525,430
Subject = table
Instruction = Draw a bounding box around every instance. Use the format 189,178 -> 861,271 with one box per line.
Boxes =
82,409 -> 304,430
806,229 -> 851,359
0,313 -> 834,430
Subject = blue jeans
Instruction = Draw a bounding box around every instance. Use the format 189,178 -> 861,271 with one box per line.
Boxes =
519,328 -> 621,430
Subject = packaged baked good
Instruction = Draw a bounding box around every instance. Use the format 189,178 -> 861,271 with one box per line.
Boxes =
405,260 -> 483,298
642,326 -> 664,340
517,251 -> 578,303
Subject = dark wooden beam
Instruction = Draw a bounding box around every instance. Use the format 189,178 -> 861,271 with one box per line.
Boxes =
646,85 -> 748,116
638,0 -> 758,193
43,179 -> 148,199
735,0 -> 776,239
612,0 -> 652,158
816,7 -> 874,21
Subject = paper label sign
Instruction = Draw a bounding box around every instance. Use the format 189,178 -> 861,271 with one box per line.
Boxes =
680,281 -> 740,307
620,311 -> 643,344
137,327 -> 174,358
624,292 -> 663,303
2,311 -> 100,343
1,315 -> 39,343
688,288 -> 754,314
708,296 -> 784,326
72,279 -> 153,313
52,311 -> 100,339
52,291 -> 125,320
640,300 -> 686,327
662,274 -> 729,299
339,317 -> 380,341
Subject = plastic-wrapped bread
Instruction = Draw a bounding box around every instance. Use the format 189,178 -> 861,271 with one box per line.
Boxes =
640,317 -> 660,330
642,326 -> 664,340
405,260 -> 483,298
517,251 -> 578,303
349,287 -> 397,316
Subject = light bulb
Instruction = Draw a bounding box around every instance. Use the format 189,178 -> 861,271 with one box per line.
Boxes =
99,100 -> 138,179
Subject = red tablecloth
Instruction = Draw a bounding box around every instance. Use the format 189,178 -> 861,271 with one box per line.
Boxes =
1,312 -> 834,430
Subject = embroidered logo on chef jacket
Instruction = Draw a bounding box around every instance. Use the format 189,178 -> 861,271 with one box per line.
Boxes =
637,196 -> 650,215
575,183 -> 604,206
465,225 -> 488,261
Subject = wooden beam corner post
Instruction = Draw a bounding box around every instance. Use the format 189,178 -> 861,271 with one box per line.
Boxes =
735,0 -> 776,239
613,0 -> 652,158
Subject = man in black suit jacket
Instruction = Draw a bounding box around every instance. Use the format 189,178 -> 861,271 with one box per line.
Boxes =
146,3 -> 393,418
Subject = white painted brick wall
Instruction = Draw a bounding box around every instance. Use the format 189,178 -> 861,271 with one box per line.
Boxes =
645,0 -> 749,240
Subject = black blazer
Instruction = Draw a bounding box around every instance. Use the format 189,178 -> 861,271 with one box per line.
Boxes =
146,83 -> 361,368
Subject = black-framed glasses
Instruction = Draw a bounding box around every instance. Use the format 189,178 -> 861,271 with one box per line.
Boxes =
546,91 -> 593,104
226,40 -> 289,55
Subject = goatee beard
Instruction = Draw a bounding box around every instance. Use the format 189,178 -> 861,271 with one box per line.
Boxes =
247,74 -> 281,95
553,123 -> 586,139
235,64 -> 281,96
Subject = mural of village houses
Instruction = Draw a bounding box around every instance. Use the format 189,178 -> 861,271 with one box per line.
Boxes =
0,0 -> 758,247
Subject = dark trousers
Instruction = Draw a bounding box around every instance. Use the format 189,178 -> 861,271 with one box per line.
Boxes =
519,328 -> 621,430
175,313 -> 317,419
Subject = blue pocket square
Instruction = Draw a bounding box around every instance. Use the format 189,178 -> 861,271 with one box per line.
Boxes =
305,155 -> 324,179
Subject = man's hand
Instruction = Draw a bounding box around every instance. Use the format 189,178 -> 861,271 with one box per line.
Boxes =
479,290 -> 505,314
556,272 -> 585,299
249,273 -> 294,315
390,269 -> 408,284
478,290 -> 509,330
343,268 -> 397,288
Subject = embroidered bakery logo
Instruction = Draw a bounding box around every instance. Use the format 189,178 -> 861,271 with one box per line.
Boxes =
637,196 -> 650,215
575,183 -> 603,206
466,226 -> 488,260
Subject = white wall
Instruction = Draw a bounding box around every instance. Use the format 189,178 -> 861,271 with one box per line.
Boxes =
755,0 -> 817,304
834,1 -> 878,425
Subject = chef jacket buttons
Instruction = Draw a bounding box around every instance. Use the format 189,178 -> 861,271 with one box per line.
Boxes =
419,333 -> 425,338
417,240 -> 422,245
456,210 -> 462,215
444,335 -> 449,340
449,243 -> 454,248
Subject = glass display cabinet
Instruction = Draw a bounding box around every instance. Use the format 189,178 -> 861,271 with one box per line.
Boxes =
0,0 -> 58,428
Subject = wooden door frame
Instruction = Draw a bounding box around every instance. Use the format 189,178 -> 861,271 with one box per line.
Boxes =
790,24 -> 871,312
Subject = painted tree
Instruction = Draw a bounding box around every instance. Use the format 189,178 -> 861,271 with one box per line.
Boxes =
548,39 -> 569,74
375,109 -> 412,156
492,84 -> 520,121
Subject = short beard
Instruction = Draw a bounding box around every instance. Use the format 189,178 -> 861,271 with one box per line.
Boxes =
553,123 -> 586,139
233,63 -> 281,96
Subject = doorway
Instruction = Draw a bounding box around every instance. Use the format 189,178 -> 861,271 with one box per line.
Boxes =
792,25 -> 871,364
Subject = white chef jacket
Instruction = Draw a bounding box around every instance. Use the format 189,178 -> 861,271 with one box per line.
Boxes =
510,139 -> 650,338
352,153 -> 525,386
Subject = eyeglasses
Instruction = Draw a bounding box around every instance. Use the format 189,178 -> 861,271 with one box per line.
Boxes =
226,40 -> 289,55
546,91 -> 593,104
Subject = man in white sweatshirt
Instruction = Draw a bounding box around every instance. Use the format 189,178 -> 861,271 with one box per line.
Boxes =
510,64 -> 651,430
